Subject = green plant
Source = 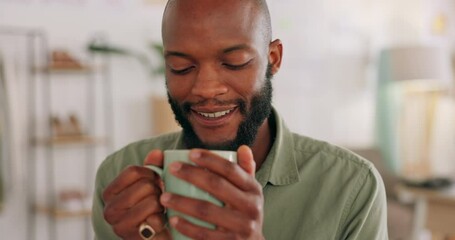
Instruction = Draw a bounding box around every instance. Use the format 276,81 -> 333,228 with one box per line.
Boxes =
87,40 -> 165,77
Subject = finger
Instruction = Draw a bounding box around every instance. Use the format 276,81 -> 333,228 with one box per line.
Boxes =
160,192 -> 248,233
144,150 -> 166,191
102,165 -> 155,203
104,178 -> 162,224
237,145 -> 256,176
189,149 -> 260,192
144,149 -> 164,167
122,232 -> 144,240
168,162 -> 258,213
111,195 -> 163,236
169,216 -> 236,240
151,228 -> 171,240
144,214 -> 167,234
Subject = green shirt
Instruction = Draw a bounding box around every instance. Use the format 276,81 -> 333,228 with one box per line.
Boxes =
92,109 -> 388,239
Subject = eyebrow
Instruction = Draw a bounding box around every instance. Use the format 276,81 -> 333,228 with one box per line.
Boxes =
164,51 -> 191,59
223,44 -> 251,54
164,44 -> 252,59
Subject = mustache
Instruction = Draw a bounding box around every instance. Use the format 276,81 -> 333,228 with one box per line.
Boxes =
181,98 -> 247,115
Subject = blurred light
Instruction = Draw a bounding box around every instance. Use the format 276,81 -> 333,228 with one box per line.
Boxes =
376,45 -> 454,181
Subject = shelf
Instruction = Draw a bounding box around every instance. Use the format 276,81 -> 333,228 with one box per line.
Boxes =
20,30 -> 114,240
32,135 -> 106,146
35,204 -> 91,219
33,64 -> 99,74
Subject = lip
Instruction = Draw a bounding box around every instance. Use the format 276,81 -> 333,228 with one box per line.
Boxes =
190,107 -> 238,128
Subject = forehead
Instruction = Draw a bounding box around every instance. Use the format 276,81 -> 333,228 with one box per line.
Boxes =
162,0 -> 264,52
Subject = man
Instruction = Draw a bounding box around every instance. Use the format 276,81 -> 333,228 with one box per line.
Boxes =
92,0 -> 388,239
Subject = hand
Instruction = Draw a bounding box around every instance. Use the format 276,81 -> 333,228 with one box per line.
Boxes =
102,150 -> 171,240
160,145 -> 264,240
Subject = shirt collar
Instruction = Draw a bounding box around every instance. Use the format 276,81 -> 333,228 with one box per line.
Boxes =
172,132 -> 185,149
255,108 -> 301,187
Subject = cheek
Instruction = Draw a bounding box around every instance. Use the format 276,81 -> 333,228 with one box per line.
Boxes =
226,70 -> 264,98
166,77 -> 192,100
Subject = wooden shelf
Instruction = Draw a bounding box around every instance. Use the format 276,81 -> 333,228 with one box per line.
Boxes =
396,183 -> 455,203
32,135 -> 105,146
35,204 -> 91,219
33,64 -> 100,74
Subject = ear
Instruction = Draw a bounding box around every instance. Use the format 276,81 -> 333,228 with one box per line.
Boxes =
268,39 -> 283,75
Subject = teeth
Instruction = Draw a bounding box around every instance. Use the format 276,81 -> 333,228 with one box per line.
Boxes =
198,109 -> 232,118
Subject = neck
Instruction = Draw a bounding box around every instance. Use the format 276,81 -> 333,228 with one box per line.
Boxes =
250,118 -> 273,171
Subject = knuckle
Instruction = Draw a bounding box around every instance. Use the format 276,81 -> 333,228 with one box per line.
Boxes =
111,224 -> 124,237
103,206 -> 115,223
248,181 -> 263,194
248,207 -> 260,219
127,165 -> 143,178
101,190 -> 110,202
224,232 -> 240,240
146,195 -> 164,213
147,215 -> 166,232
137,177 -> 150,185
194,231 -> 209,240
240,221 -> 256,237
206,174 -> 222,189
194,201 -> 210,218
254,181 -> 263,193
137,178 -> 155,192
250,200 -> 263,218
243,197 -> 262,219
223,162 -> 237,176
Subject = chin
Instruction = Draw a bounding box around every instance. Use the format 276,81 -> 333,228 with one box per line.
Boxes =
199,136 -> 235,147
194,127 -> 237,142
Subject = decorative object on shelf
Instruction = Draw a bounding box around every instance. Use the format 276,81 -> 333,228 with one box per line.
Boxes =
50,116 -> 64,137
377,45 -> 454,183
57,188 -> 90,213
50,114 -> 84,137
68,114 -> 83,135
49,50 -> 84,70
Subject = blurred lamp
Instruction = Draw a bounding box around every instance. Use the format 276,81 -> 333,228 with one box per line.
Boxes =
377,45 -> 453,182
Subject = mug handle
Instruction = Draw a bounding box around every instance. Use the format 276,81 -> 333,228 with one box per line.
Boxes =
145,165 -> 163,177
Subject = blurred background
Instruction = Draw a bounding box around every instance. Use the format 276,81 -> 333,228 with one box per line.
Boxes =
0,0 -> 454,239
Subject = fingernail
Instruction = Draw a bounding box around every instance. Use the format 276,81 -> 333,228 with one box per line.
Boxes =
190,150 -> 200,160
169,162 -> 182,172
169,217 -> 179,226
161,192 -> 171,203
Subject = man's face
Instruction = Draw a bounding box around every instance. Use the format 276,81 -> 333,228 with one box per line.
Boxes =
168,65 -> 273,150
162,0 -> 276,150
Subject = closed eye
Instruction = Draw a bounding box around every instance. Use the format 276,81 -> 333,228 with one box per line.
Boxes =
223,59 -> 252,70
169,66 -> 195,75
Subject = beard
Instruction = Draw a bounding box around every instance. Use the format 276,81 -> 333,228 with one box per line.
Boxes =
167,64 -> 273,151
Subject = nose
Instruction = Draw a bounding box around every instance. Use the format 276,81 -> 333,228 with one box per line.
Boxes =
191,64 -> 228,99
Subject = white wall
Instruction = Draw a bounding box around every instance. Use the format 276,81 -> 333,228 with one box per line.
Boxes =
0,0 -> 454,239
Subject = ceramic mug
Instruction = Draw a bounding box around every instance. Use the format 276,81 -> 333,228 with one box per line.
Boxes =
146,149 -> 237,240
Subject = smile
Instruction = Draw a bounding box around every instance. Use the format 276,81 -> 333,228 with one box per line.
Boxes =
190,107 -> 238,128
196,109 -> 234,118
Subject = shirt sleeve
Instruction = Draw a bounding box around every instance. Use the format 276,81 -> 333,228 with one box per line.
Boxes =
337,166 -> 389,240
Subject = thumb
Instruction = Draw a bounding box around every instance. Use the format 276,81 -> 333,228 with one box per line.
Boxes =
237,145 -> 256,177
144,149 -> 164,167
